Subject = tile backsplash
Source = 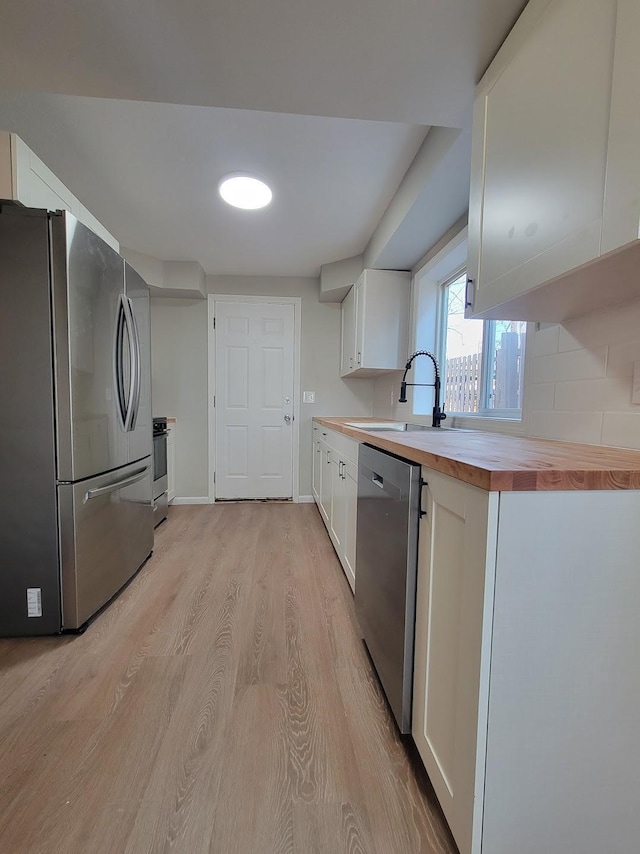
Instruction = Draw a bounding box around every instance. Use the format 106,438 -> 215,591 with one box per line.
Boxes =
371,297 -> 640,449
524,298 -> 640,448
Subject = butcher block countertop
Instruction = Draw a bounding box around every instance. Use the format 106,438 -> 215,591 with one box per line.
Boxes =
313,417 -> 640,492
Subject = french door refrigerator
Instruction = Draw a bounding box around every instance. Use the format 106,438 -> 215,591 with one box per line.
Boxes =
0,206 -> 153,636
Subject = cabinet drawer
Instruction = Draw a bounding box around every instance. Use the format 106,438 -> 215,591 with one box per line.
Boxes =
323,427 -> 358,463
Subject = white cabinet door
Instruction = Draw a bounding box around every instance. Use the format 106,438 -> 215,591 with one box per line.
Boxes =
359,270 -> 410,372
467,0 -> 618,319
329,454 -> 346,553
412,468 -> 497,854
311,422 -> 359,591
342,458 -> 358,592
340,285 -> 357,376
312,429 -> 321,502
354,275 -> 365,370
319,440 -> 331,523
601,0 -> 640,254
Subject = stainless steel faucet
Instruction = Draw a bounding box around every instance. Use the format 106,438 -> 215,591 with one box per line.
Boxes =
398,350 -> 447,428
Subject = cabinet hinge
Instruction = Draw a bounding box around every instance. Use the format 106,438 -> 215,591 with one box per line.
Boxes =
213,472 -> 216,484
213,395 -> 215,407
213,316 -> 216,329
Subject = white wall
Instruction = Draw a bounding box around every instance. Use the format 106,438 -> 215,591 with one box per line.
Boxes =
150,276 -> 374,501
150,298 -> 209,499
524,300 -> 640,448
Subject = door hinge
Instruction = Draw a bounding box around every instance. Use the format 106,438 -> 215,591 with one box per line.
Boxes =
213,395 -> 215,407
213,316 -> 216,329
213,472 -> 216,484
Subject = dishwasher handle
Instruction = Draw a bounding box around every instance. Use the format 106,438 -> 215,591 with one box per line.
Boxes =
372,472 -> 384,489
419,477 -> 428,518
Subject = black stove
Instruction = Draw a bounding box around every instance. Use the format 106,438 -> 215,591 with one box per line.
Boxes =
153,417 -> 168,436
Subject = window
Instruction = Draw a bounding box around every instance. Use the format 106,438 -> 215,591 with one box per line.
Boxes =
439,270 -> 526,417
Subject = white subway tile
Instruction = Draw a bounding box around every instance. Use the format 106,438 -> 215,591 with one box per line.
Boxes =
563,298 -> 640,348
372,406 -> 394,419
372,377 -> 393,409
533,347 -> 607,384
533,323 -> 560,357
525,382 -> 555,412
602,413 -> 640,450
606,340 -> 640,378
528,410 -> 603,444
557,327 -> 585,352
554,377 -> 633,412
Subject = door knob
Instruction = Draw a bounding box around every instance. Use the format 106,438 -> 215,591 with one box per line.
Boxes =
284,414 -> 291,424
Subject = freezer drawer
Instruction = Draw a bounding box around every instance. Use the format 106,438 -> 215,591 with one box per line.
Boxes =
58,459 -> 153,629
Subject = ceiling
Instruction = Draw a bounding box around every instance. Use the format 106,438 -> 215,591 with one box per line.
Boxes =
0,0 -> 528,277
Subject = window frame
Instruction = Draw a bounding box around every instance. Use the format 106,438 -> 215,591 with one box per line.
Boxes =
436,272 -> 525,419
410,225 -> 527,424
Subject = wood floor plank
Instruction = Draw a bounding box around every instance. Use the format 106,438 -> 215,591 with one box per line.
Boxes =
0,503 -> 457,854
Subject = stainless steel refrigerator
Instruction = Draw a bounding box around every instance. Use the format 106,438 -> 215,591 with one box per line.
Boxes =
0,206 -> 154,635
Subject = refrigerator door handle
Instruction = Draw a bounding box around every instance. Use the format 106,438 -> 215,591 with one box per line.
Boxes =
113,295 -> 128,432
83,465 -> 150,502
122,297 -> 141,432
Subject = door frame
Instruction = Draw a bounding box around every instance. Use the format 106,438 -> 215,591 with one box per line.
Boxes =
207,294 -> 302,503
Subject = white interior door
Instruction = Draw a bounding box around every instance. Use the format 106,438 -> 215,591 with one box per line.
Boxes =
215,301 -> 295,499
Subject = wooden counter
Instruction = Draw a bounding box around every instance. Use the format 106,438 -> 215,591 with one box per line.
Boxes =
313,417 -> 640,491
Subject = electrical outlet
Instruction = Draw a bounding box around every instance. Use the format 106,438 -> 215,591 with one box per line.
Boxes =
303,391 -> 315,404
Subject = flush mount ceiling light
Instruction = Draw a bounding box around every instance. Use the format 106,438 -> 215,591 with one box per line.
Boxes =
218,173 -> 273,210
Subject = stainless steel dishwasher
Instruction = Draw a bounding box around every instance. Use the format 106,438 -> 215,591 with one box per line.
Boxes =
355,443 -> 421,734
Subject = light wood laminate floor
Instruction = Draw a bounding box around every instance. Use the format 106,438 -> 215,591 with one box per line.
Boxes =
0,504 -> 457,854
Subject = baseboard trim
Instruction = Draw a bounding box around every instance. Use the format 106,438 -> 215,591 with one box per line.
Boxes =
172,497 -> 210,505
297,495 -> 315,504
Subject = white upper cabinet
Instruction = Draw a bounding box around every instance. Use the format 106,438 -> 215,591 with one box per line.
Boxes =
340,284 -> 357,375
340,269 -> 410,377
601,0 -> 640,254
0,132 -> 119,252
467,0 -> 640,322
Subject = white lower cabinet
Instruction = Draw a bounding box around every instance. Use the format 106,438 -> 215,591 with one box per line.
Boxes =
319,440 -> 331,524
312,422 -> 358,591
412,467 -> 640,854
329,453 -> 346,554
312,426 -> 322,503
412,470 -> 496,854
342,459 -> 358,590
